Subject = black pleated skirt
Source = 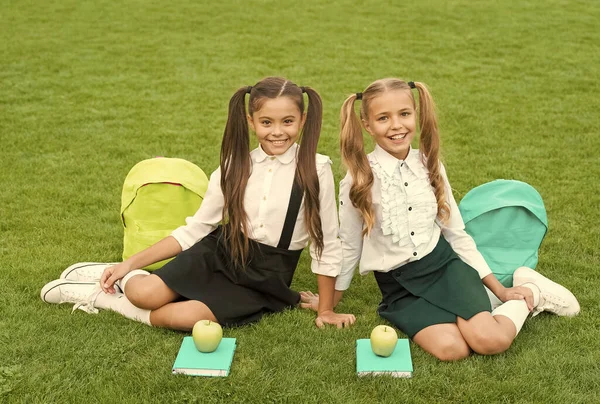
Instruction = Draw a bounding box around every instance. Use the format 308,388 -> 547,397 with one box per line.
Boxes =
374,236 -> 492,338
153,227 -> 302,327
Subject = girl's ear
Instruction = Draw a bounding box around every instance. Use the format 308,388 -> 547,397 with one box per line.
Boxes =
247,114 -> 255,131
300,112 -> 307,129
362,118 -> 372,136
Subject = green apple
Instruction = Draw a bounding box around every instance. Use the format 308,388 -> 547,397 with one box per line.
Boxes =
192,320 -> 223,353
369,325 -> 398,357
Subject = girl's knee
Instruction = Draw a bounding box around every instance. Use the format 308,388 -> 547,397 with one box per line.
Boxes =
150,301 -> 216,331
125,286 -> 154,309
124,276 -> 169,310
468,330 -> 512,355
430,337 -> 470,361
414,324 -> 471,361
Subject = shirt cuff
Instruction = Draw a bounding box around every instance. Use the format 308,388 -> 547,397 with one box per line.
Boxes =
473,262 -> 492,279
310,260 -> 341,277
334,269 -> 354,291
170,227 -> 192,251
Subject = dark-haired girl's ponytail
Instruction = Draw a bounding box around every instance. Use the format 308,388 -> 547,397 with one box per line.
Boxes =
297,86 -> 324,258
221,86 -> 252,267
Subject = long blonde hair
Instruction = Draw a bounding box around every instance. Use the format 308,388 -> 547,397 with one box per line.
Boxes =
340,78 -> 449,235
221,77 -> 325,267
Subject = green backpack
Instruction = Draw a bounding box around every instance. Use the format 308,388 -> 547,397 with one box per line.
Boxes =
121,158 -> 209,270
458,180 -> 548,287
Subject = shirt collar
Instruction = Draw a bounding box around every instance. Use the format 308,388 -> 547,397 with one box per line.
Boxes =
371,145 -> 422,176
403,148 -> 421,171
251,143 -> 298,164
371,144 -> 408,176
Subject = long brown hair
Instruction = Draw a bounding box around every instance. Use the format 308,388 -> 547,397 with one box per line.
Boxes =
340,78 -> 449,235
220,77 -> 325,267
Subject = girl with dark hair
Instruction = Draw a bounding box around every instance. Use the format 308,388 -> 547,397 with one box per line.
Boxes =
41,77 -> 356,330
301,78 -> 579,360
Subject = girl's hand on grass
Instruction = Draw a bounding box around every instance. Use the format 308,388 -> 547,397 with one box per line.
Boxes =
100,262 -> 132,294
299,290 -> 319,312
315,310 -> 356,329
498,285 -> 535,311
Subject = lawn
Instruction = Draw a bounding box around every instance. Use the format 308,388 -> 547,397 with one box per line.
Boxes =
1,0 -> 599,402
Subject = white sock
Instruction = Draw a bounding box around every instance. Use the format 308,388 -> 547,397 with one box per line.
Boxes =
485,287 -> 503,310
93,292 -> 152,326
519,282 -> 541,307
118,269 -> 150,293
492,300 -> 529,336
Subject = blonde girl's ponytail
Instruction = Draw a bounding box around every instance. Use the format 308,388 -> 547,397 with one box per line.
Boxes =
340,93 -> 375,235
412,81 -> 450,222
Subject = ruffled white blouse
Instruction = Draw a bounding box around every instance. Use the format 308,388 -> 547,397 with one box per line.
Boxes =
335,145 -> 492,290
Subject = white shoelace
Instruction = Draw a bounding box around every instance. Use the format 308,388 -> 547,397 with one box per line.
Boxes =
541,293 -> 568,307
72,285 -> 102,314
538,294 -> 569,313
532,293 -> 569,317
72,265 -> 112,282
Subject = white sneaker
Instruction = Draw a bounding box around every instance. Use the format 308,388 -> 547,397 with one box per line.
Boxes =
60,262 -> 118,282
40,279 -> 101,313
513,266 -> 580,317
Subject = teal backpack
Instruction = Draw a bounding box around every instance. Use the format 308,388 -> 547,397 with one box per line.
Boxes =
121,158 -> 209,270
458,180 -> 548,287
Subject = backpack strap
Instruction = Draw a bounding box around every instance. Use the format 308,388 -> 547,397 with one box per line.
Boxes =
277,174 -> 304,250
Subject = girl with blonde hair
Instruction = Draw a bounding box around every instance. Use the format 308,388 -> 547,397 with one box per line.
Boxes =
302,78 -> 578,360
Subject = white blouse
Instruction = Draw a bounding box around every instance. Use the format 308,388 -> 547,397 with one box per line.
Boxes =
171,143 -> 342,277
335,145 -> 492,290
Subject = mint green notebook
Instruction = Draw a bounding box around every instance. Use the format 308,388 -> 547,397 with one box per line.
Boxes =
172,337 -> 236,377
356,339 -> 413,378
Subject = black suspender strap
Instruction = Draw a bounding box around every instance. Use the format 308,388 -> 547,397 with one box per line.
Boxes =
277,174 -> 304,249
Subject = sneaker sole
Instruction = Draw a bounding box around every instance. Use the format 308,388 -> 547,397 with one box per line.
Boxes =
40,279 -> 97,304
60,262 -> 118,281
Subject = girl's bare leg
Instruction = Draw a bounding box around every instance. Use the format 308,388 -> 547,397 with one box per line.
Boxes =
149,300 -> 218,331
412,323 -> 471,361
124,274 -> 180,310
456,311 -> 518,355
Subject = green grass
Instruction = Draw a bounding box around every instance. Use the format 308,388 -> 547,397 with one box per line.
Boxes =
2,0 -> 599,402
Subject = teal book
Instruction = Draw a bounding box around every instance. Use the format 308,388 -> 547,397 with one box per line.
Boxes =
356,339 -> 413,378
172,337 -> 236,377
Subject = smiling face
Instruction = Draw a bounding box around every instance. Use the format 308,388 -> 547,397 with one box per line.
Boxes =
363,89 -> 416,160
248,96 -> 305,156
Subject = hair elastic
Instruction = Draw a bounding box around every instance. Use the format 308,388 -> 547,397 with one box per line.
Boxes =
408,81 -> 416,89
300,86 -> 307,93
355,92 -> 363,100
246,86 -> 253,94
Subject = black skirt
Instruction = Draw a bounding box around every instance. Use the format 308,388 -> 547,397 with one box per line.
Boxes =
153,227 -> 302,327
374,236 -> 492,338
